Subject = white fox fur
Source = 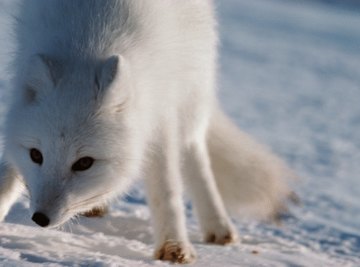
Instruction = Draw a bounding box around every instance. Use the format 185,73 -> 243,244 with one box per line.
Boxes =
0,0 -> 292,263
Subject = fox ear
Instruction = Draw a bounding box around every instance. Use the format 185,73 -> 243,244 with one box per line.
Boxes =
96,55 -> 119,91
95,55 -> 131,112
24,54 -> 60,104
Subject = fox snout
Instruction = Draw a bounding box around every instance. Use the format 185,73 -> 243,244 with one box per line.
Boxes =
32,211 -> 50,227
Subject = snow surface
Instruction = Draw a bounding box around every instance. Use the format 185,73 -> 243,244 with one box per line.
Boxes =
1,0 -> 360,266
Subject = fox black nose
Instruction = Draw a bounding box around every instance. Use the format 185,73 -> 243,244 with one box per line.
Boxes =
32,212 -> 50,227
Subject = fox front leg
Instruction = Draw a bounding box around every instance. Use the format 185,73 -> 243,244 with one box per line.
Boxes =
144,131 -> 196,264
0,162 -> 23,221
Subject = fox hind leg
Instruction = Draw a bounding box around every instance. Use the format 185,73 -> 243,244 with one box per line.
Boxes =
183,138 -> 238,245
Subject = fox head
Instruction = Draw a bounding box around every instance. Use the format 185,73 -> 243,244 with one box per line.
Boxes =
4,54 -> 140,228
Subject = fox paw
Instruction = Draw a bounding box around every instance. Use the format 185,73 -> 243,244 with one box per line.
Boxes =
154,240 -> 196,264
205,228 -> 238,245
81,206 -> 108,218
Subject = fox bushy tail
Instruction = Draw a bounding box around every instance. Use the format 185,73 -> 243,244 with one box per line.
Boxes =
208,107 -> 293,219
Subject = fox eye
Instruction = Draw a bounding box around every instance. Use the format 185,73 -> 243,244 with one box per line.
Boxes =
30,148 -> 43,165
72,157 -> 94,172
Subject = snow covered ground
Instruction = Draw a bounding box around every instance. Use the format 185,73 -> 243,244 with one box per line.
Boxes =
1,0 -> 360,266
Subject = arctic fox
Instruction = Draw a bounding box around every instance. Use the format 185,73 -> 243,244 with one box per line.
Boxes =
0,0 -> 292,263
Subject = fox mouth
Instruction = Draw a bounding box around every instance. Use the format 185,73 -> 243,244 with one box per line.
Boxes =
31,210 -> 75,229
31,205 -> 108,229
30,190 -> 112,228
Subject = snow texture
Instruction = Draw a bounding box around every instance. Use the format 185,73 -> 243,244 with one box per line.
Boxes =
1,0 -> 360,266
